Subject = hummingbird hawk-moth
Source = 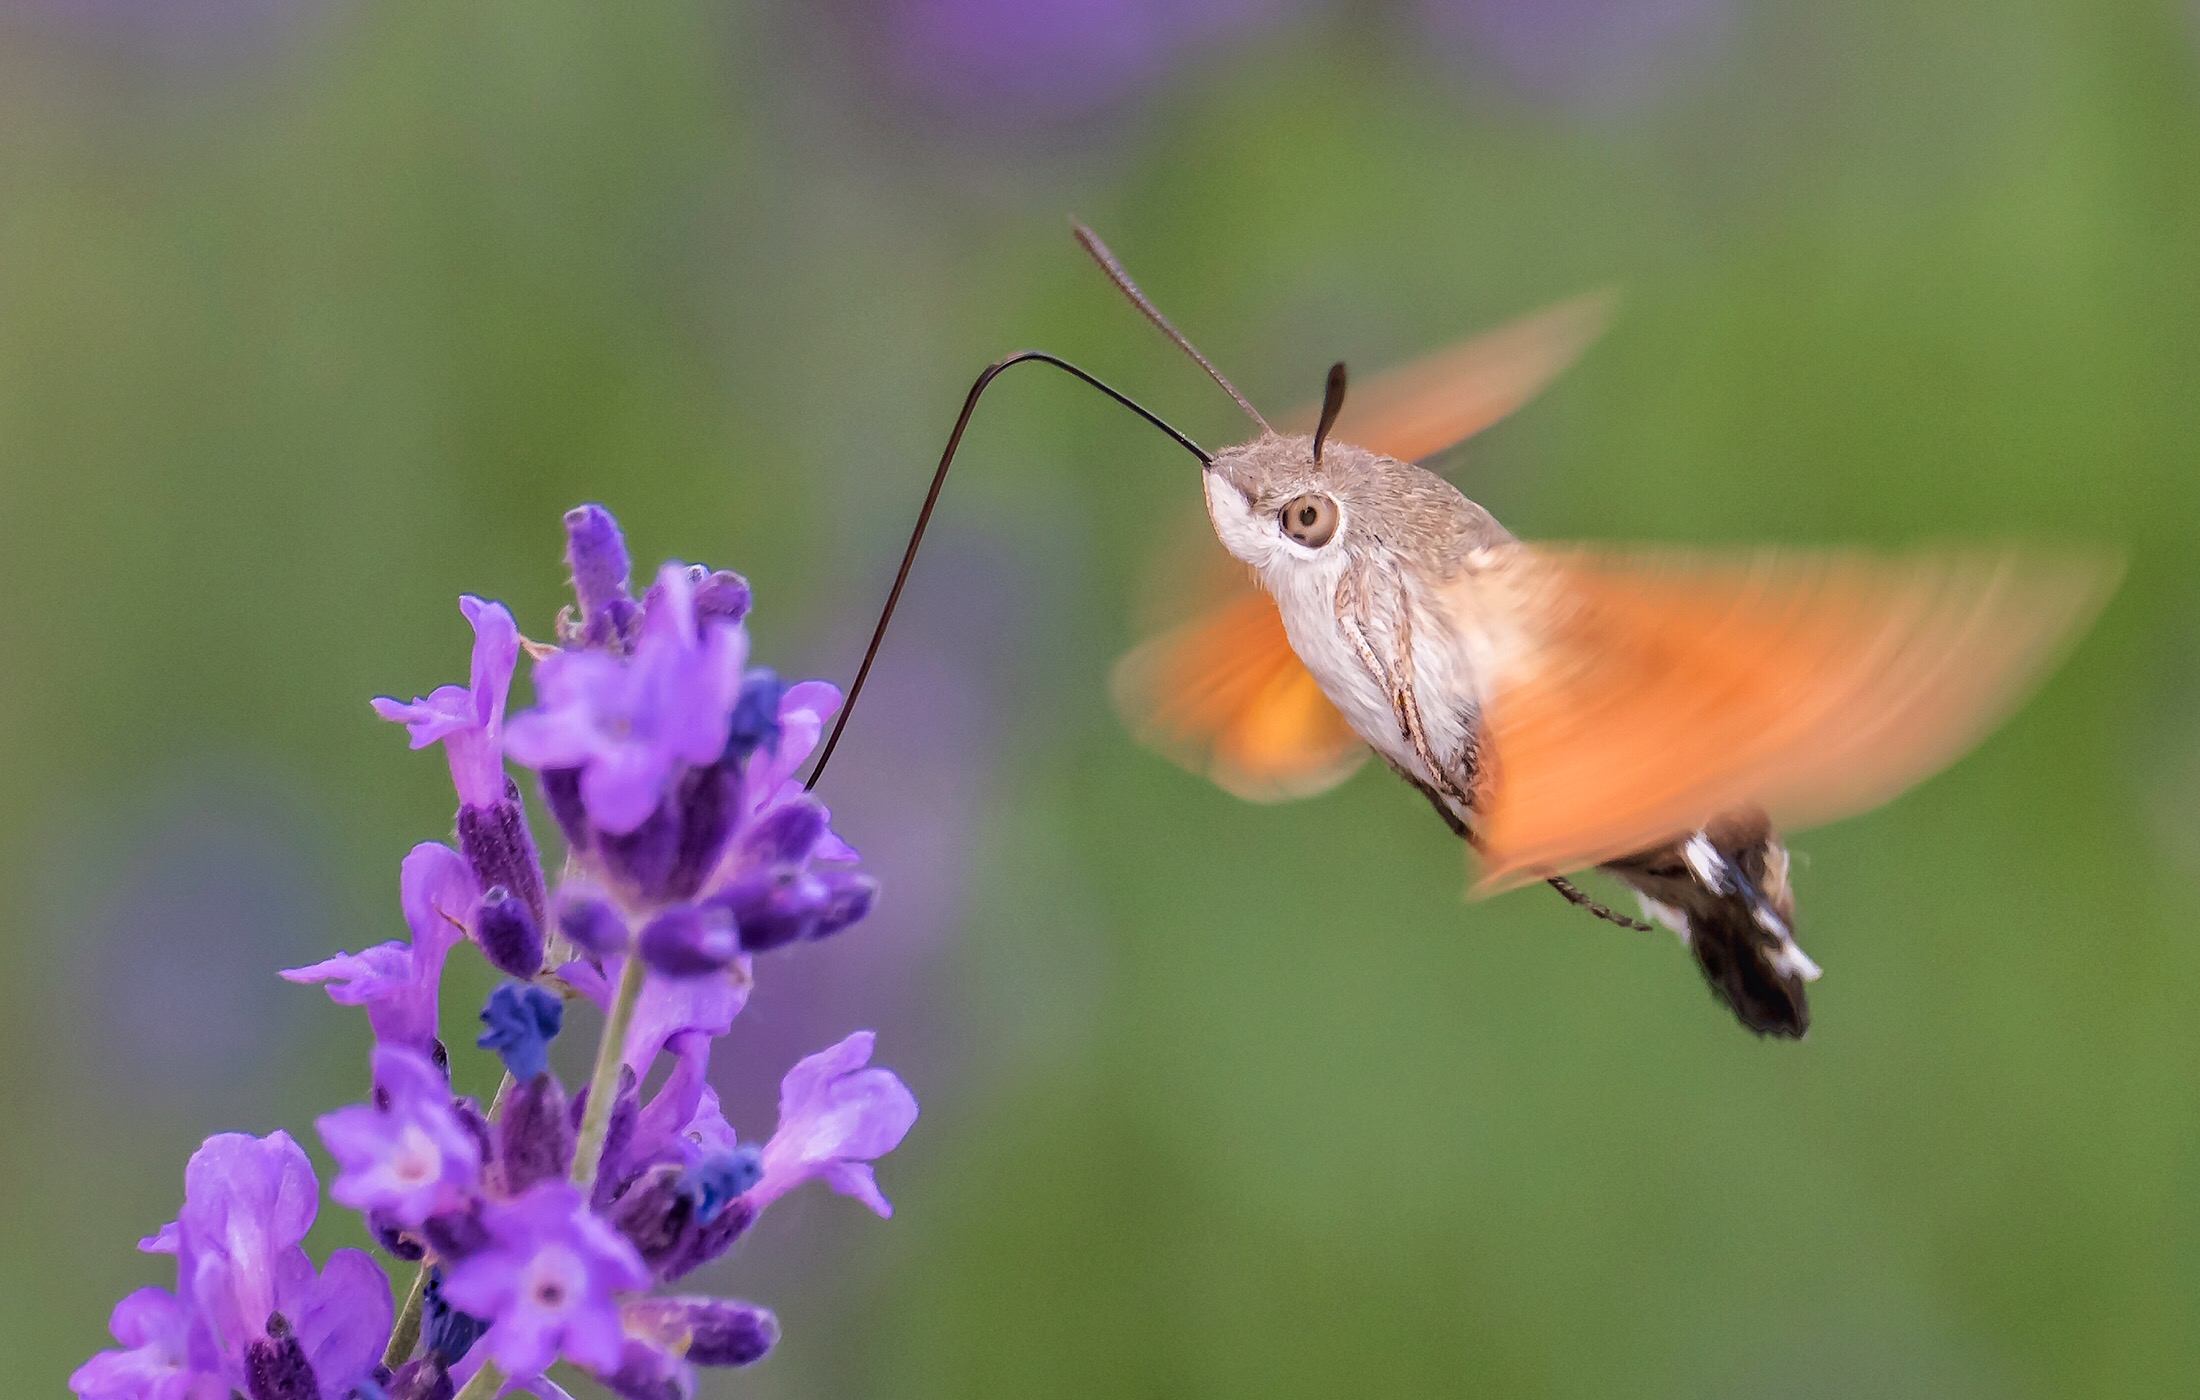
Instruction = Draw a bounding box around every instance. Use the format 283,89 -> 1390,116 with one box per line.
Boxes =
807,225 -> 2116,1039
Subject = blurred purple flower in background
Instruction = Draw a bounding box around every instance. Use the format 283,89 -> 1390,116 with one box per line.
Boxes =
75,504 -> 920,1400
1418,0 -> 1737,110
868,0 -> 1296,122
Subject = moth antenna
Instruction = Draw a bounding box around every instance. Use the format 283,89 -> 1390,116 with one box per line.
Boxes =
1072,221 -> 1273,434
1312,360 -> 1348,466
806,351 -> 1210,791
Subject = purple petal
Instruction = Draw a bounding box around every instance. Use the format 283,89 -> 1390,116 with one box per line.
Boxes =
459,595 -> 521,734
280,944 -> 410,1004
293,1248 -> 393,1394
622,963 -> 748,1074
753,1034 -> 918,1215
578,742 -> 677,838
372,686 -> 476,749
820,1160 -> 895,1218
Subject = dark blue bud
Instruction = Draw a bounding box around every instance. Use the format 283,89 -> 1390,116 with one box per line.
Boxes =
456,787 -> 549,934
473,888 -> 544,979
687,1145 -> 763,1225
422,1269 -> 488,1365
555,889 -> 629,957
723,671 -> 786,765
637,904 -> 740,978
245,1313 -> 319,1400
693,568 -> 752,627
477,982 -> 563,1080
496,1071 -> 574,1194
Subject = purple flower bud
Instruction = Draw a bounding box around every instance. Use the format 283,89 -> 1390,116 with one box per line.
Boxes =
473,890 -> 544,980
476,983 -> 562,1080
556,885 -> 629,957
496,1072 -> 575,1196
693,569 -> 752,627
717,866 -> 875,953
811,868 -> 879,941
243,1313 -> 317,1400
421,1203 -> 489,1261
598,1339 -> 694,1400
387,1355 -> 455,1400
456,783 -> 549,931
566,504 -> 641,649
579,1068 -> 641,1211
597,801 -> 681,903
370,1211 -> 426,1261
658,1198 -> 756,1283
606,1164 -> 694,1274
541,767 -> 591,853
665,761 -> 742,900
739,795 -> 827,867
625,1296 -> 779,1367
637,905 -> 740,978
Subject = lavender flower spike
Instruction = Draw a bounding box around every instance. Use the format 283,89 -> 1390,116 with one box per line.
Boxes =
751,1032 -> 918,1218
373,596 -> 520,811
316,1046 -> 483,1229
440,1181 -> 652,1379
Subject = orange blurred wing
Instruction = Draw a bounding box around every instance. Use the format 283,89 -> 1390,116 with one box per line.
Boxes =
1278,289 -> 1615,463
1111,585 -> 1369,802
1116,292 -> 1614,800
1452,547 -> 2119,891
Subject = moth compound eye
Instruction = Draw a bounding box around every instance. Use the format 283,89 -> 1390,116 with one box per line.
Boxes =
1278,494 -> 1339,548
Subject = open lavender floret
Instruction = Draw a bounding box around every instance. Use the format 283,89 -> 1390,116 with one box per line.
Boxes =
75,506 -> 916,1400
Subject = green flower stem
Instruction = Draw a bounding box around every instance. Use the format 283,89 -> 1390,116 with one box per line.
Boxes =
381,1264 -> 430,1372
450,1359 -> 505,1399
570,953 -> 646,1188
381,1069 -> 518,1372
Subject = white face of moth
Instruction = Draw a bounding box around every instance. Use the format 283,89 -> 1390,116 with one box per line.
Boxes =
1202,469 -> 1344,576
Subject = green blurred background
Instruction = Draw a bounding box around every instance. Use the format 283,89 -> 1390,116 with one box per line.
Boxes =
5,0 -> 2200,1394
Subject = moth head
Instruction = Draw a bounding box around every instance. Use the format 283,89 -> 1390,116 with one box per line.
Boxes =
1201,434 -> 1360,571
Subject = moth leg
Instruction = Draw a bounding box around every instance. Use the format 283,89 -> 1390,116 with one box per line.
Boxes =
1385,759 -> 1472,840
